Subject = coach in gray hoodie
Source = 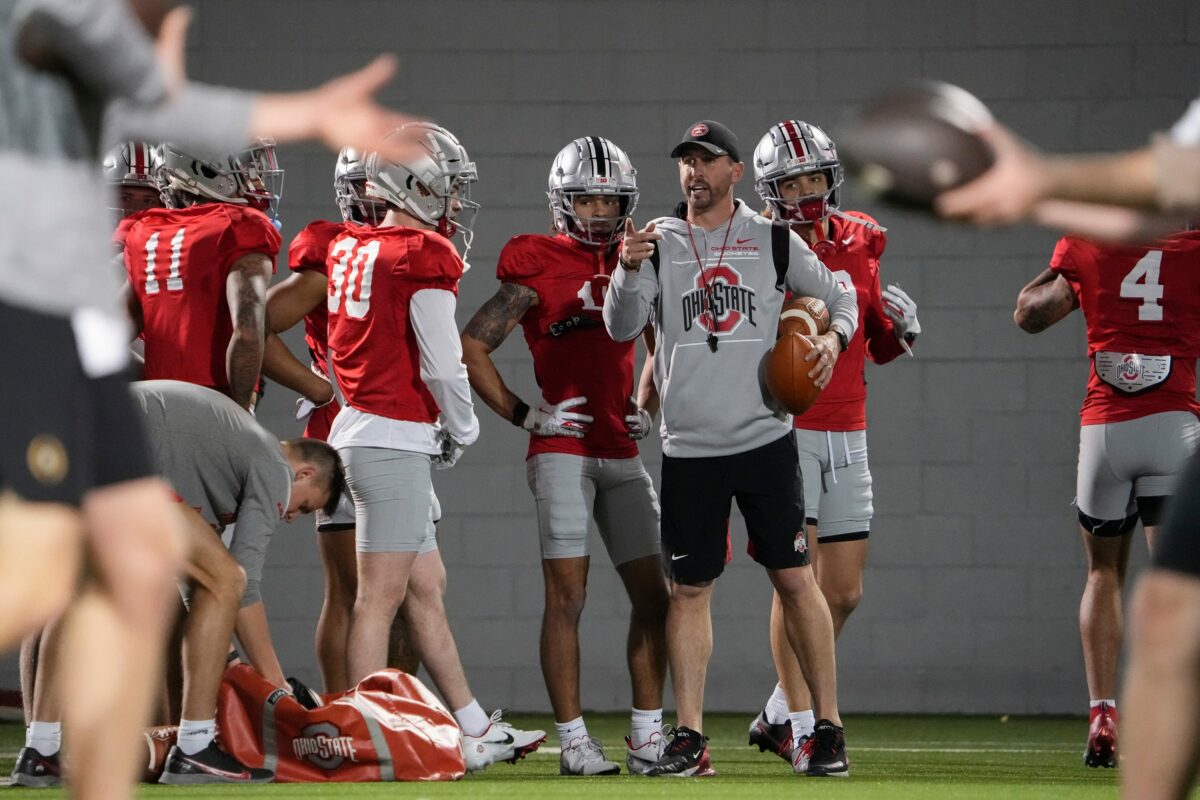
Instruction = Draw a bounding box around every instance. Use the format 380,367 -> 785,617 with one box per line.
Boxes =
603,120 -> 856,778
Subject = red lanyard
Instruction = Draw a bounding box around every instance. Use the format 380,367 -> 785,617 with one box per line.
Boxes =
686,206 -> 738,352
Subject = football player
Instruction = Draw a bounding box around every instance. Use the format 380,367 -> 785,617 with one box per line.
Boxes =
105,140 -> 164,220
1015,231 -> 1200,768
461,137 -> 669,776
746,121 -> 920,770
123,139 -> 283,409
261,147 -> 422,693
326,123 -> 544,771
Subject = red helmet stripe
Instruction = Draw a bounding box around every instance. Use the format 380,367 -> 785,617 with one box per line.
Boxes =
132,142 -> 145,175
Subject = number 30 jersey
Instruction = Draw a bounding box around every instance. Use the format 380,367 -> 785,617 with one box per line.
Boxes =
326,225 -> 463,423
497,233 -> 638,459
1050,232 -> 1200,424
124,204 -> 281,392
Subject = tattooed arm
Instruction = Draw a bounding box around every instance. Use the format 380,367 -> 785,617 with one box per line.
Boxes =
1014,267 -> 1078,334
461,282 -> 539,422
226,253 -> 272,409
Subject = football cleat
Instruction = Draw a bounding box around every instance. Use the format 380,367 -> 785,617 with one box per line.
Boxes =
158,741 -> 274,784
9,747 -> 62,788
791,734 -> 815,774
805,719 -> 849,777
748,710 -> 794,762
641,726 -> 716,778
559,735 -> 621,776
1084,703 -> 1118,768
625,726 -> 668,776
461,710 -> 546,772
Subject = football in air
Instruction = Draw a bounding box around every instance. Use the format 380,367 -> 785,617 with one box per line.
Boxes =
838,81 -> 995,209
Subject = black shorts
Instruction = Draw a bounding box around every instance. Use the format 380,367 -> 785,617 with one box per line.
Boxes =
0,301 -> 151,506
1153,449 -> 1200,579
660,432 -> 809,585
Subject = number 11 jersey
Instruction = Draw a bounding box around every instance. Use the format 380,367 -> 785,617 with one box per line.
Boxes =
1050,231 -> 1200,424
123,204 -> 280,392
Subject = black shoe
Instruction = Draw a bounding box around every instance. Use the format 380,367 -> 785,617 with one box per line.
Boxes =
805,719 -> 849,777
158,741 -> 274,784
642,726 -> 716,777
10,747 -> 63,788
748,710 -> 794,762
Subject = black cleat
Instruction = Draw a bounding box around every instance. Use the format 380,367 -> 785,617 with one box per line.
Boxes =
10,747 -> 63,788
158,741 -> 274,785
748,710 -> 794,762
805,719 -> 849,777
642,726 -> 716,777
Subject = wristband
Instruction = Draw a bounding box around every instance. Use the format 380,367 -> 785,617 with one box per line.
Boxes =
511,400 -> 530,427
832,326 -> 849,353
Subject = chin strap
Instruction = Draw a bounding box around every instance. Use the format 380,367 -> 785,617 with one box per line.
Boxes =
828,207 -> 888,232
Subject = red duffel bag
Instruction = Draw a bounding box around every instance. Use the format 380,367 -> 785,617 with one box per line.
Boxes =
216,664 -> 465,782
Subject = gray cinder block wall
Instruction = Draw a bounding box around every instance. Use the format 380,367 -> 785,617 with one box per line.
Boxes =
4,0 -> 1197,715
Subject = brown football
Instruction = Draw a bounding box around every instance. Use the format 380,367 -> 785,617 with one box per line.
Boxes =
766,330 -> 822,415
838,81 -> 995,209
142,726 -> 178,783
779,297 -> 830,337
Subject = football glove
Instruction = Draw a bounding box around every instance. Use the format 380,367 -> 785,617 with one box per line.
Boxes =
522,396 -> 593,438
625,402 -> 654,440
882,283 -> 921,341
432,428 -> 466,470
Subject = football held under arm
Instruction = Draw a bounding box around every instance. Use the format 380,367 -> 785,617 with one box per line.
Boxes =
411,288 -> 480,446
785,235 -> 859,342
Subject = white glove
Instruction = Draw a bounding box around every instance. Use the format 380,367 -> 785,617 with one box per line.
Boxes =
521,396 -> 593,438
431,428 -> 466,470
625,402 -> 654,440
882,283 -> 921,341
294,396 -> 331,420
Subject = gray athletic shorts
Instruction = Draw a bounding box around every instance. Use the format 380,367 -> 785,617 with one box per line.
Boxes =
525,452 -> 661,565
339,446 -> 438,554
1077,411 -> 1199,522
795,428 -> 873,541
317,484 -> 441,533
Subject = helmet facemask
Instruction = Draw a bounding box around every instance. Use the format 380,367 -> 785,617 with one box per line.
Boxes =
759,167 -> 843,225
754,120 -> 844,225
230,139 -> 284,226
334,147 -> 386,225
547,137 -> 639,248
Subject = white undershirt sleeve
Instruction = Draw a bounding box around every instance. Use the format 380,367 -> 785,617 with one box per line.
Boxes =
410,288 -> 480,445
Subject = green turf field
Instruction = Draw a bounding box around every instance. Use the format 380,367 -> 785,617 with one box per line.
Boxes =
1,713 -> 1134,798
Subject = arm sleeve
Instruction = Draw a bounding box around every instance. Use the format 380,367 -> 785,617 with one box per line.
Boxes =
410,288 -> 480,445
783,233 -> 859,341
227,459 -> 290,608
18,0 -> 256,151
603,258 -> 659,343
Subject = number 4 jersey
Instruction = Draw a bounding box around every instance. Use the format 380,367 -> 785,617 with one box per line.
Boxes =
497,234 -> 638,459
124,204 -> 281,392
1050,232 -> 1200,424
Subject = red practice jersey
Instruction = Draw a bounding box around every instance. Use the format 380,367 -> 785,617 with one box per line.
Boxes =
288,219 -> 346,377
497,234 -> 638,459
1050,233 -> 1200,424
124,204 -> 280,392
794,212 -> 906,432
326,225 -> 463,423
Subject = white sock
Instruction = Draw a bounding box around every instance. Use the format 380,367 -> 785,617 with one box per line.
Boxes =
555,716 -> 588,748
453,699 -> 492,737
790,709 -> 816,744
764,683 -> 791,726
1090,699 -> 1116,709
177,718 -> 216,756
630,708 -> 663,748
26,721 -> 61,756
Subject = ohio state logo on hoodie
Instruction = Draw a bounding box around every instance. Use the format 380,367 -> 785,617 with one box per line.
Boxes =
680,264 -> 758,334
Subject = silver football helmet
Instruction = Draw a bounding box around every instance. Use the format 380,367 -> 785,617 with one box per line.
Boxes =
365,123 -> 480,254
547,137 -> 638,246
334,147 -> 385,225
754,120 -> 844,224
155,139 -> 283,222
103,141 -> 158,188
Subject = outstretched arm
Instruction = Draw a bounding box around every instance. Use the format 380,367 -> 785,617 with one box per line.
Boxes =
1014,268 -> 1078,333
461,283 -> 539,422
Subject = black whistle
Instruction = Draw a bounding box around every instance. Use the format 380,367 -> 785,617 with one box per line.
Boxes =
707,334 -> 719,352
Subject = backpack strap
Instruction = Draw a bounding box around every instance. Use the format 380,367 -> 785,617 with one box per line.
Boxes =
771,222 -> 790,291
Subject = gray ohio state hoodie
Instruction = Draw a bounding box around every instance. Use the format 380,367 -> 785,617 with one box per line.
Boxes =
603,200 -> 857,458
